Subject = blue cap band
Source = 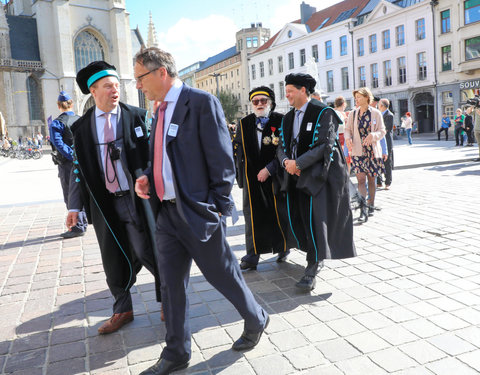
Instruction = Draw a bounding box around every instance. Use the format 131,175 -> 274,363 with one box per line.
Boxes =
87,69 -> 119,89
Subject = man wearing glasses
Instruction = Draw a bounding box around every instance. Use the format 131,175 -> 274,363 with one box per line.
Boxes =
134,48 -> 269,375
66,61 -> 162,335
233,86 -> 293,271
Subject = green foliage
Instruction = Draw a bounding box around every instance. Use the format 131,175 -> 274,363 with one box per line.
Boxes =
217,89 -> 240,123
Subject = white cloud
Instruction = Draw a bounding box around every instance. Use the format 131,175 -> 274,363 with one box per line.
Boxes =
157,15 -> 238,69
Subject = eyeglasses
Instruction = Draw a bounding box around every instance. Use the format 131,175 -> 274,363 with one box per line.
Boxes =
252,98 -> 268,106
135,68 -> 159,83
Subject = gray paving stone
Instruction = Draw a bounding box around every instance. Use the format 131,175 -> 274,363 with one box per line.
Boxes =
373,325 -> 419,346
211,362 -> 255,375
10,332 -> 49,353
455,326 -> 480,348
335,355 -> 386,375
298,322 -> 338,343
248,353 -> 295,375
201,344 -> 244,369
282,310 -> 319,328
345,330 -> 391,354
326,316 -> 367,336
426,357 -> 479,375
354,311 -> 394,330
316,338 -> 361,362
283,345 -> 328,370
193,327 -> 232,350
427,332 -> 477,356
427,313 -> 470,331
269,329 -> 309,351
368,347 -> 419,372
4,348 -> 47,373
89,349 -> 127,374
399,340 -> 447,364
402,318 -> 446,339
48,341 -> 86,363
126,343 -> 162,366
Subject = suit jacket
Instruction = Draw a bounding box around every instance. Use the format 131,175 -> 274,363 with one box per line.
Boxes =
145,84 -> 235,242
383,109 -> 394,153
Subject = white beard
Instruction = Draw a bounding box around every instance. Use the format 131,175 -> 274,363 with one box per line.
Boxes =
253,104 -> 271,118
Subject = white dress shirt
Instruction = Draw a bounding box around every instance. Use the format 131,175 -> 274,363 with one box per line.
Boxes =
95,106 -> 130,191
160,78 -> 184,200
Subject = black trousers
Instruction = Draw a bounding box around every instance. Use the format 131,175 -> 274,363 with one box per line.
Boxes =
466,128 -> 475,144
58,161 -> 87,233
155,201 -> 266,363
438,127 -> 448,141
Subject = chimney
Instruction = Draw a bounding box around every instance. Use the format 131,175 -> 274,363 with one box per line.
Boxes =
251,22 -> 255,28
300,2 -> 316,24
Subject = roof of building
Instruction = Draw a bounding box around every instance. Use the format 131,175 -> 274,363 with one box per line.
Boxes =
6,15 -> 41,61
131,27 -> 145,55
253,0 -> 372,54
198,46 -> 238,71
357,0 -> 425,17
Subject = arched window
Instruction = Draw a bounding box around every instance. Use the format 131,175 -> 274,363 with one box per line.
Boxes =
27,76 -> 43,121
74,30 -> 105,72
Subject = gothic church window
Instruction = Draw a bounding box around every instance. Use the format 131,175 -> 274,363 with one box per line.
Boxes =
27,76 -> 43,121
74,31 -> 105,72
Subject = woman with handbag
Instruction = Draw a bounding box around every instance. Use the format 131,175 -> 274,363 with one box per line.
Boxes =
345,87 -> 386,216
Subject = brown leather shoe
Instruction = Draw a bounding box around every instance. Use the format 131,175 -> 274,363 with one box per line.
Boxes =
98,311 -> 134,334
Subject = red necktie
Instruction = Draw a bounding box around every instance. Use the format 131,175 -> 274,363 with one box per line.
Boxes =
103,112 -> 119,193
153,102 -> 168,200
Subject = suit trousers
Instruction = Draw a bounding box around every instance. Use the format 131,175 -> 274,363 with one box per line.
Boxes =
58,161 -> 87,233
384,153 -> 393,186
155,201 -> 267,363
96,195 -> 158,313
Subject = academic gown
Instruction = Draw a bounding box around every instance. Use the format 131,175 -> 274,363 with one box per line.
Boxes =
69,102 -> 161,302
234,112 -> 294,258
277,100 -> 356,262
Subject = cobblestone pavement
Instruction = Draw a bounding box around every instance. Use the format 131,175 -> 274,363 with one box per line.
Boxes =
0,140 -> 479,374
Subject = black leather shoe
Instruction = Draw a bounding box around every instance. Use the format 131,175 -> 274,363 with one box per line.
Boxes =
240,261 -> 257,270
368,205 -> 375,217
139,358 -> 189,375
232,315 -> 269,351
60,230 -> 85,239
296,275 -> 316,290
276,250 -> 290,263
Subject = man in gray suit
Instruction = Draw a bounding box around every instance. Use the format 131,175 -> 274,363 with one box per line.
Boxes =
134,48 -> 268,375
378,98 -> 394,188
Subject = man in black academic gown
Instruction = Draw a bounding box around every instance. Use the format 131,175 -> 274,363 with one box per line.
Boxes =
277,73 -> 356,291
66,61 -> 162,334
234,86 -> 293,270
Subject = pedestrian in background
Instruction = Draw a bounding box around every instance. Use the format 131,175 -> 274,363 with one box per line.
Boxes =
36,131 -> 43,148
474,107 -> 480,161
233,86 -> 292,271
438,113 -> 450,141
402,112 -> 413,145
464,106 -> 474,146
454,108 -> 465,146
345,87 -> 386,216
49,91 -> 88,238
377,98 -> 394,189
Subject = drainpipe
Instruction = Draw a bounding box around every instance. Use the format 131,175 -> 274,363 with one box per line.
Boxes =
430,0 -> 439,133
348,21 -> 356,90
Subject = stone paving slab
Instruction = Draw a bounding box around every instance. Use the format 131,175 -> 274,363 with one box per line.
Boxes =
0,148 -> 480,374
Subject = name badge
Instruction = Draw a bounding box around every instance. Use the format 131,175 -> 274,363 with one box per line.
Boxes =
168,123 -> 179,137
373,120 -> 377,125
306,122 -> 313,131
134,126 -> 144,138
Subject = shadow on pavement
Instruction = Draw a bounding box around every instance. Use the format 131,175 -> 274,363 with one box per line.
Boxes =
0,234 -> 63,251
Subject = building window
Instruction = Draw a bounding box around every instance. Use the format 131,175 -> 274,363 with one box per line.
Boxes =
340,35 -> 347,56
341,67 -> 349,90
444,105 -> 454,119
369,34 -> 377,53
441,9 -> 451,33
326,71 -> 334,92
357,38 -> 364,56
441,45 -> 452,71
253,36 -> 259,47
238,39 -> 243,50
382,30 -> 390,49
396,25 -> 405,46
359,66 -> 366,87
269,83 -> 274,92
300,49 -> 306,66
259,62 -> 264,78
417,52 -> 427,80
465,0 -> 480,24
74,30 -> 105,72
288,52 -> 294,69
466,36 -> 480,60
416,18 -> 425,40
371,63 -> 378,88
268,58 -> 273,75
237,69 -> 239,75
312,44 -> 318,62
279,82 -> 285,100
26,76 -> 43,121
398,56 -> 406,83
246,37 -> 252,48
325,40 -> 332,60
384,60 -> 392,86
251,64 -> 256,80
278,56 -> 283,73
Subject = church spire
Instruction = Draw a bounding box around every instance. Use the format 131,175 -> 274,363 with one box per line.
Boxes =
147,11 -> 158,48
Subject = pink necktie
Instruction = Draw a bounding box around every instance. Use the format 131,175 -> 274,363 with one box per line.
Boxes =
103,112 -> 119,193
153,102 -> 168,200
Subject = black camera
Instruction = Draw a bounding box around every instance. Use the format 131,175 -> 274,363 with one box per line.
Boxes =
108,141 -> 121,160
466,95 -> 480,108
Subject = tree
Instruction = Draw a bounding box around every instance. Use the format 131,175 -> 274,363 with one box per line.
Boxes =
217,89 -> 240,123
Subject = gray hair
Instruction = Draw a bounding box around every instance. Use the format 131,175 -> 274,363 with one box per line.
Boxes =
379,98 -> 390,108
134,47 -> 178,78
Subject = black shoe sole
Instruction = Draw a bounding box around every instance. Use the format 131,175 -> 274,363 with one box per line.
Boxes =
240,263 -> 257,271
295,278 -> 317,291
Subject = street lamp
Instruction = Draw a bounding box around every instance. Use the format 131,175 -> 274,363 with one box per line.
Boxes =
209,72 -> 228,97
